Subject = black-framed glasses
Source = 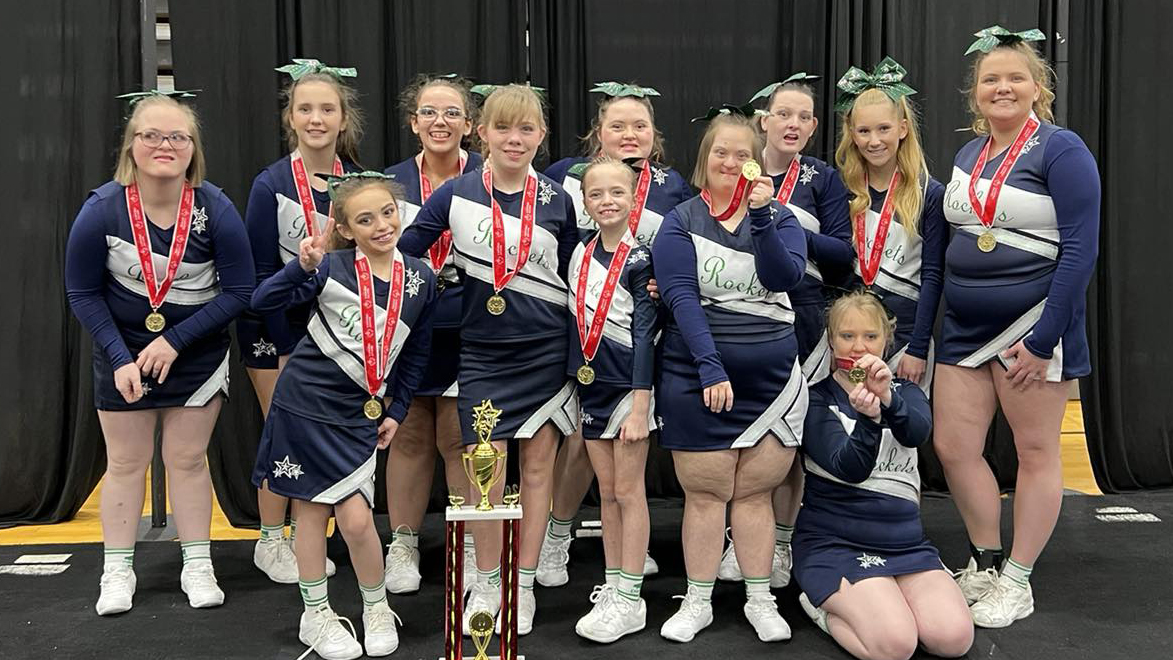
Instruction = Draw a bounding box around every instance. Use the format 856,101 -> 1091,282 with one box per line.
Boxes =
135,130 -> 193,149
414,106 -> 465,121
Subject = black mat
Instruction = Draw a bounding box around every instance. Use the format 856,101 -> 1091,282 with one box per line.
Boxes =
1,493 -> 1170,660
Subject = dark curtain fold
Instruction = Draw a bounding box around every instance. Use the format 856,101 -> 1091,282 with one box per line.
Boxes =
0,0 -> 141,527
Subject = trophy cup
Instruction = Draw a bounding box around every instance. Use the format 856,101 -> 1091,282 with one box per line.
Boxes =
442,400 -> 524,660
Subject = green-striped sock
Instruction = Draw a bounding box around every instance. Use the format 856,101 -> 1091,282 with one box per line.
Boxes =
519,567 -> 536,591
260,523 -> 285,543
180,540 -> 211,565
604,567 -> 621,587
774,523 -> 794,548
686,578 -> 714,602
546,514 -> 573,540
745,575 -> 771,598
299,576 -> 328,611
1002,558 -> 1032,588
477,566 -> 501,588
360,579 -> 388,611
103,547 -> 134,569
617,570 -> 643,602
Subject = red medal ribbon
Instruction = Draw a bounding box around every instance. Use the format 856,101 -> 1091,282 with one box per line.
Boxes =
482,166 -> 538,295
628,160 -> 653,236
967,115 -> 1039,231
854,169 -> 901,287
355,252 -> 405,399
576,235 -> 633,364
125,181 -> 196,312
291,151 -> 344,238
419,150 -> 467,272
773,157 -> 802,205
700,173 -> 754,221
835,357 -> 856,372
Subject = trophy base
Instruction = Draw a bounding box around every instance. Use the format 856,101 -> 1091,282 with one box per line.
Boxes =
439,656 -> 527,660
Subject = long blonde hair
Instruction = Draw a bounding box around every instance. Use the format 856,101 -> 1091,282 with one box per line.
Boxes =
690,113 -> 765,190
834,88 -> 927,239
280,72 -> 365,166
965,42 -> 1055,135
113,95 -> 206,186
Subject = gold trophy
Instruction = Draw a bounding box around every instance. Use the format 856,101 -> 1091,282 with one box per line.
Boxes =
463,400 -> 507,511
468,611 -> 495,660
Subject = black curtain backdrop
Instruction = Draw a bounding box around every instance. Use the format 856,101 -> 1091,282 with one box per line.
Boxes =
1069,0 -> 1173,491
0,0 -> 141,526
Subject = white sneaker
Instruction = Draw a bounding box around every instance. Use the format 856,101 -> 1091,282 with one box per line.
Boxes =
462,581 -> 502,636
496,587 -> 536,636
717,528 -> 743,582
254,538 -> 299,584
362,601 -> 403,657
180,561 -> 225,608
970,574 -> 1034,628
953,557 -> 1000,605
577,593 -> 646,643
462,539 -> 476,595
298,605 -> 363,660
535,534 -> 571,587
384,537 -> 422,594
575,584 -> 618,634
744,593 -> 792,642
798,592 -> 829,635
659,584 -> 714,642
95,564 -> 136,616
770,544 -> 792,588
643,553 -> 660,576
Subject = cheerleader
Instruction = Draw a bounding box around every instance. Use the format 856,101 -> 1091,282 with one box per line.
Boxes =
935,27 -> 1100,628
566,158 -> 658,643
398,84 -> 579,636
251,173 -> 437,659
64,91 -> 254,615
793,292 -> 973,660
539,82 -> 686,587
653,106 -> 808,643
241,58 -> 364,583
380,74 -> 482,595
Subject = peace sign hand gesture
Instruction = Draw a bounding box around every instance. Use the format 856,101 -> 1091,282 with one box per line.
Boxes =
298,218 -> 334,273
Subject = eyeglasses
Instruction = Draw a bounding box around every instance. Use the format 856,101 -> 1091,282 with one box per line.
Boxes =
135,130 -> 193,149
414,106 -> 465,121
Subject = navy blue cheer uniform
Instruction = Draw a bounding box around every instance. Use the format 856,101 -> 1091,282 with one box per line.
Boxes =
940,119 -> 1100,380
385,150 -> 483,397
65,181 -> 254,410
770,156 -> 854,360
545,157 -> 691,245
399,167 -> 580,444
250,250 -> 436,506
804,176 -> 947,389
240,155 -> 360,368
566,236 -> 659,439
652,196 -> 809,451
793,377 -> 940,607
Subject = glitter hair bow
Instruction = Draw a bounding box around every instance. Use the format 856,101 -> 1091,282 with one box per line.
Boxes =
965,25 -> 1046,56
749,72 -> 821,104
469,83 -> 547,97
275,58 -> 357,81
834,56 -> 917,112
115,89 -> 199,105
316,171 -> 393,201
690,103 -> 768,123
589,81 -> 661,98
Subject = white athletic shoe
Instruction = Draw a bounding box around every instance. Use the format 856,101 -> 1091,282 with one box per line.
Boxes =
577,594 -> 646,643
496,587 -> 536,636
254,538 -> 299,584
717,528 -> 743,582
970,574 -> 1034,628
798,592 -> 829,635
643,552 -> 660,577
535,534 -> 571,587
462,581 -> 502,636
575,584 -> 618,635
95,564 -> 136,616
298,605 -> 363,660
362,601 -> 402,657
659,584 -> 714,642
180,561 -> 225,608
384,537 -> 422,594
462,539 -> 476,595
770,544 -> 792,588
953,557 -> 999,605
744,593 -> 792,642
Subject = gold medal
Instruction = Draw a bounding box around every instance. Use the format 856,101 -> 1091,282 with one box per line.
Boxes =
363,397 -> 383,420
576,364 -> 595,386
848,366 -> 867,385
144,311 -> 166,333
741,159 -> 762,181
977,230 -> 997,253
486,294 -> 506,315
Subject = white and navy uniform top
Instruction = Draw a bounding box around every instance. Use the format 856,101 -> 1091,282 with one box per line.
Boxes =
792,377 -> 939,606
544,156 -> 692,245
940,120 -> 1100,380
65,180 -> 254,410
566,233 -> 659,439
398,166 -> 580,442
384,150 -> 483,397
771,156 -> 854,356
240,155 -> 360,368
652,196 -> 810,451
249,250 -> 437,506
